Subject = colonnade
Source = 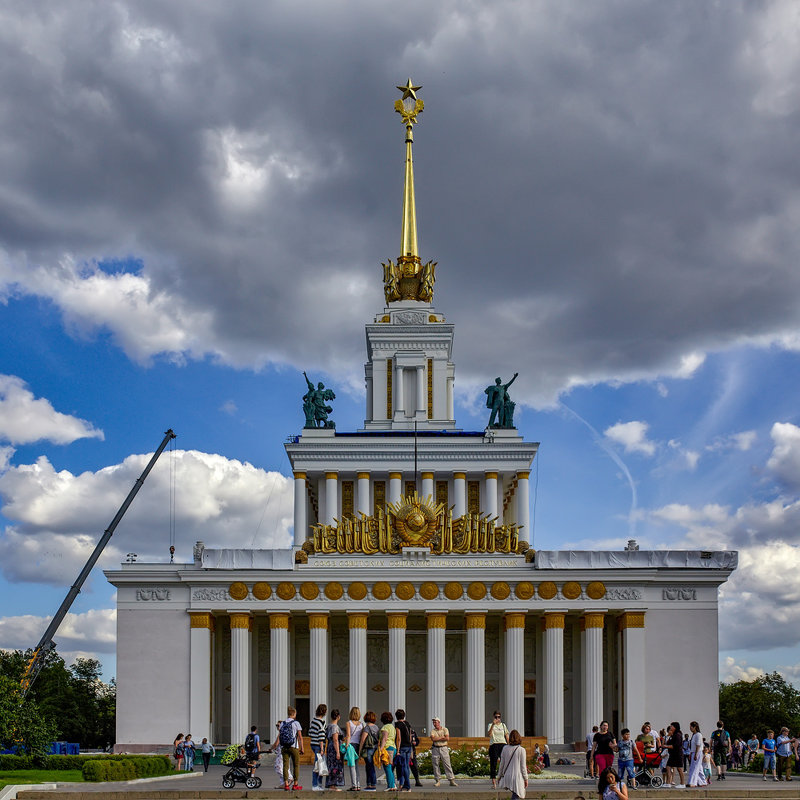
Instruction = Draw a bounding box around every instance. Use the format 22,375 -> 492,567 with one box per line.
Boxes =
188,609 -> 646,746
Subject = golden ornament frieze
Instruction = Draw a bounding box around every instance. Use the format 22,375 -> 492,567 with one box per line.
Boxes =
229,612 -> 250,629
618,611 -> 645,630
300,582 -> 319,601
277,582 -> 296,601
189,612 -> 213,629
505,612 -> 526,629
444,582 -> 463,600
229,582 -> 248,601
269,613 -> 289,629
373,582 -> 392,601
252,582 -> 272,601
427,612 -> 447,629
308,612 -> 328,629
586,581 -> 606,600
465,613 -> 486,629
395,581 -> 415,601
348,613 -> 368,629
544,612 -> 565,629
584,612 -> 605,629
387,612 -> 407,629
467,581 -> 487,600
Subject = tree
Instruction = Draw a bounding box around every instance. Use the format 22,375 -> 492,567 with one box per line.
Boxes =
0,675 -> 58,761
719,672 -> 800,740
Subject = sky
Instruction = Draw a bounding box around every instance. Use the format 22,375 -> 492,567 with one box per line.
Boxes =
1,0 -> 800,686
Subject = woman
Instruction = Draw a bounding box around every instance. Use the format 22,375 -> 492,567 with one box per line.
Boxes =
309,704 -> 328,792
497,729 -> 528,800
487,710 -> 510,788
326,708 -> 345,790
183,734 -> 195,771
346,707 -> 363,790
199,738 -> 215,773
591,720 -> 617,775
665,722 -> 686,788
686,721 -> 706,787
173,733 -> 184,771
378,711 -> 397,791
359,711 -> 380,791
598,767 -> 628,800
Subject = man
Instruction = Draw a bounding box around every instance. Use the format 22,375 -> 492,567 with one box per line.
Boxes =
776,727 -> 795,782
394,709 -> 414,791
763,729 -> 777,782
586,726 -> 598,777
710,720 -> 731,781
429,717 -> 458,787
244,725 -> 261,778
745,733 -> 759,767
279,706 -> 304,791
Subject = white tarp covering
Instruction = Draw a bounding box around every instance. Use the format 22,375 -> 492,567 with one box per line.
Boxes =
534,550 -> 738,570
201,548 -> 294,570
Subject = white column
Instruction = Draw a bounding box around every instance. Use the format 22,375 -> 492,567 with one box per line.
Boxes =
189,612 -> 213,740
357,473 -> 370,515
325,472 -> 338,525
230,612 -> 251,744
309,612 -> 328,718
388,613 -> 407,713
516,471 -> 531,545
394,363 -> 405,416
496,479 -> 504,525
465,612 -> 486,737
421,472 -> 434,502
446,376 -> 454,420
427,613 -> 447,722
270,614 -> 289,728
543,612 -> 565,744
504,612 -> 525,733
293,472 -> 307,547
582,612 -> 604,735
485,472 -> 498,519
416,365 -> 425,414
620,612 -> 646,731
453,472 -> 466,518
389,472 -> 402,504
349,613 -> 368,712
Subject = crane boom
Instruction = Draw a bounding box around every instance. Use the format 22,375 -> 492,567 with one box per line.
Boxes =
20,428 -> 176,697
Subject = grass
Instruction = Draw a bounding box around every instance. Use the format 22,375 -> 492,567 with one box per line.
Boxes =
0,769 -> 84,789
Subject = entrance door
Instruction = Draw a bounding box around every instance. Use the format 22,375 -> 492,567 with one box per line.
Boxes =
524,697 -> 536,736
296,698 -> 310,735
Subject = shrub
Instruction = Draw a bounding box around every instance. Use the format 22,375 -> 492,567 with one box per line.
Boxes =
82,755 -> 171,782
416,745 -> 491,777
0,753 -> 119,771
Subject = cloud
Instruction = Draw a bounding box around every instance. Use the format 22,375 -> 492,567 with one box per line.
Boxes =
0,374 -> 104,445
767,422 -> 800,490
720,656 -> 766,683
604,421 -> 656,456
220,400 -> 238,416
0,608 -> 116,657
0,449 -> 293,585
706,430 -> 758,453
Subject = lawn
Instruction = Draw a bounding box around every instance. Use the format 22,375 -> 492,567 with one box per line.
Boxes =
0,770 -> 84,789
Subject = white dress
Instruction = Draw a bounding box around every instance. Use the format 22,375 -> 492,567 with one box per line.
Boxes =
687,732 -> 705,786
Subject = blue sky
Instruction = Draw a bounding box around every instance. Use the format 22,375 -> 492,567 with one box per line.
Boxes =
2,1 -> 800,686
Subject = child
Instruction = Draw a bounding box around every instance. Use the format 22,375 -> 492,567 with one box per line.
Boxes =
616,729 -> 637,789
702,746 -> 713,785
598,766 -> 628,800
763,730 -> 777,782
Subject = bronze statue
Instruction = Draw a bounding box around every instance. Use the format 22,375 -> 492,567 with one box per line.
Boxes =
485,372 -> 518,429
303,372 -> 336,429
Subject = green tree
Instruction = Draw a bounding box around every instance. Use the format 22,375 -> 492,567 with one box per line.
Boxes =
719,672 -> 800,740
0,674 -> 58,762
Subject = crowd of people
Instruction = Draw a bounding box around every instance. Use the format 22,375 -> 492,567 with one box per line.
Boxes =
171,733 -> 216,772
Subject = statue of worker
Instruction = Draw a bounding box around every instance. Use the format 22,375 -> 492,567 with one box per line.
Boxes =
303,372 -> 336,428
484,372 -> 518,428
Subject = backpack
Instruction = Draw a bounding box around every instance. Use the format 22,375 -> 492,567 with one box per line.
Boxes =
362,724 -> 377,750
410,727 -> 420,748
711,729 -> 728,751
279,719 -> 296,748
244,732 -> 257,756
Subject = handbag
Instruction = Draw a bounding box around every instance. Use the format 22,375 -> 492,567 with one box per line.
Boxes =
315,752 -> 329,777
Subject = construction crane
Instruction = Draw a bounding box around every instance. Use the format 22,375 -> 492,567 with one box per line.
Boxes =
20,428 -> 176,697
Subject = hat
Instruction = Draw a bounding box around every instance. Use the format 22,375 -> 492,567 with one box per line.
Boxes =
432,716 -> 441,722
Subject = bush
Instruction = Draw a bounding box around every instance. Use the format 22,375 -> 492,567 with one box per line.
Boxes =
416,745 -> 491,777
82,755 -> 171,782
0,753 -> 119,771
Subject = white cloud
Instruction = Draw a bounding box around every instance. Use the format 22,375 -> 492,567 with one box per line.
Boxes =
767,422 -> 800,490
706,430 -> 758,453
0,374 -> 103,445
0,608 -> 116,655
220,400 -> 238,415
604,420 -> 656,456
720,656 -> 766,683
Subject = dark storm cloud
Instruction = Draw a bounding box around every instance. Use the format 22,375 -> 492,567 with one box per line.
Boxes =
1,1 -> 799,404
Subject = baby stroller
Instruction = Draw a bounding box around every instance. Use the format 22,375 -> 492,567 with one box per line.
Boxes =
222,756 -> 262,789
633,742 -> 663,788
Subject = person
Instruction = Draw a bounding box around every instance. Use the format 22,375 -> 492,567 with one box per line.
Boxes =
183,734 -> 195,771
542,742 -> 550,768
393,709 -> 414,792
731,738 -> 741,768
598,767 -> 628,800
358,711 -> 380,791
745,733 -> 759,767
776,727 -> 794,781
497,729 -> 528,800
488,710 -> 510,788
485,374 -> 518,429
686,721 -> 705,787
702,745 -> 713,785
682,733 -> 691,772
326,708 -> 345,790
199,738 -> 215,773
710,720 -> 731,780
430,717 -> 457,787
591,720 -> 617,776
309,703 -> 328,792
616,729 -> 636,789
762,729 -> 777,781
378,711 -> 396,791
586,726 -> 599,777
245,725 -> 262,778
173,733 -> 184,771
635,723 -> 658,756
664,722 -> 685,788
270,722 -> 293,788
346,707 -> 363,791
279,707 -> 304,790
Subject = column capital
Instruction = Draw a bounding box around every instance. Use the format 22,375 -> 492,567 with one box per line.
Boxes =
465,612 -> 486,629
269,612 -> 290,629
294,471 -> 307,480
517,471 -> 530,480
485,471 -> 498,480
389,472 -> 402,480
308,612 -> 329,629
427,612 -> 447,629
325,471 -> 338,480
348,612 -> 368,629
421,471 -> 434,480
582,611 -> 605,630
453,472 -> 466,480
387,612 -> 407,629
617,611 -> 646,631
357,472 -> 370,480
504,612 -> 526,629
229,611 -> 252,630
189,611 -> 215,631
544,611 -> 566,629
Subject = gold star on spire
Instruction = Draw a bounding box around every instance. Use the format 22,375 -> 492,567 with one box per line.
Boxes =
396,79 -> 422,100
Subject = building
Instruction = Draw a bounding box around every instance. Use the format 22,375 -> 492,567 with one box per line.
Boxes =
107,82 -> 736,751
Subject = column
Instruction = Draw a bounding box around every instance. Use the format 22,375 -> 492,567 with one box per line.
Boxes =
357,473 -> 370,515
504,612 -> 525,733
416,365 -> 425,415
389,472 -> 402,504
349,613 -> 368,712
465,612 -> 486,737
620,612 -> 646,731
189,612 -> 214,740
421,472 -> 434,502
270,613 -> 289,729
485,472 -> 498,519
388,612 -> 407,713
446,375 -> 454,420
309,612 -> 328,718
229,612 -> 252,744
453,472 -> 466,518
427,612 -> 447,722
293,472 -> 307,547
325,472 -> 338,524
394,363 -> 405,416
516,471 -> 531,545
543,611 -> 565,744
582,612 -> 605,734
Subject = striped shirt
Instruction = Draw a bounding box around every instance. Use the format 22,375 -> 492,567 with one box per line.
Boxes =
309,716 -> 326,747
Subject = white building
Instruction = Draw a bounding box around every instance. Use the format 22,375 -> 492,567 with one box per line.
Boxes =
107,83 -> 736,751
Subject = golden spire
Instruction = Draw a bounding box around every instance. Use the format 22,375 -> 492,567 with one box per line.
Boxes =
395,79 -> 424,262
